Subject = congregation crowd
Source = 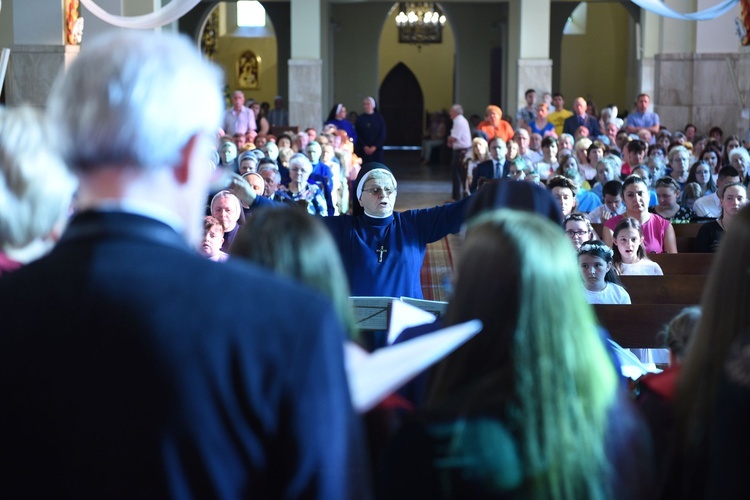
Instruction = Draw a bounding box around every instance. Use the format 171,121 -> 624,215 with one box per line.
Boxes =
2,30 -> 750,499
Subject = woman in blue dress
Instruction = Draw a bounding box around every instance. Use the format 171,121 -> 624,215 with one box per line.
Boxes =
355,97 -> 386,164
528,102 -> 557,138
325,103 -> 357,144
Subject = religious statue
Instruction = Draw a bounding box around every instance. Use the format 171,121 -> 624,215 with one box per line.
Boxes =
237,50 -> 260,89
66,0 -> 84,45
739,0 -> 750,45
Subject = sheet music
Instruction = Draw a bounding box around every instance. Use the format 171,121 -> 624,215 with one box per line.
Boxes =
399,296 -> 448,317
345,319 -> 483,413
607,339 -> 662,379
386,300 -> 438,345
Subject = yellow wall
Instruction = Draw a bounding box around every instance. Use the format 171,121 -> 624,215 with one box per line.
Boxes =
560,3 -> 630,111
214,35 -> 279,105
212,3 -> 278,106
378,5 -> 455,115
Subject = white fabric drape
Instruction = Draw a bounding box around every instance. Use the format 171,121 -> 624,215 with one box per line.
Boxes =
76,0 -> 738,30
78,0 -> 203,29
631,0 -> 738,21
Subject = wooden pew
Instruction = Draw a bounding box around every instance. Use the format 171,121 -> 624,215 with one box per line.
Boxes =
591,222 -> 705,253
648,253 -> 713,275
675,237 -> 694,253
672,223 -> 704,239
619,275 -> 706,305
593,304 -> 686,348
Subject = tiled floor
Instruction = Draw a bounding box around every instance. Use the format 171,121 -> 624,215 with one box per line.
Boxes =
379,150 -> 454,211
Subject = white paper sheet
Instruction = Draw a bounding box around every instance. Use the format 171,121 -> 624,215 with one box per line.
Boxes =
345,319 -> 483,413
386,300 -> 438,345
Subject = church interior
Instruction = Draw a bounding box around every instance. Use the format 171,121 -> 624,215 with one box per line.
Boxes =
2,0 -> 750,145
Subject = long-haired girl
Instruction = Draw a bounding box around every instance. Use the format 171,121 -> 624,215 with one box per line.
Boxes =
611,217 -> 663,275
578,240 -> 631,304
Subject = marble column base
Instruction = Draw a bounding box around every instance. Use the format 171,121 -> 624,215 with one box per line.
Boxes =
288,58 -> 322,131
517,58 -> 552,117
655,52 -> 750,137
8,44 -> 80,107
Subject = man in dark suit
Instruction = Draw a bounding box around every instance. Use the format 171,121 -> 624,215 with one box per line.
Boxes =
471,137 -> 508,193
0,31 -> 366,499
563,97 -> 601,137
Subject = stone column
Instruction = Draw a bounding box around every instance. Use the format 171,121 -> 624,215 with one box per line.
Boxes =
507,0 -> 552,120
639,9 -> 660,105
9,44 -> 80,107
652,0 -> 746,133
6,0 -> 68,106
289,0 -> 322,130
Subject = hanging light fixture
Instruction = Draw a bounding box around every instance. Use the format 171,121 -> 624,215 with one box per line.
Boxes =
395,2 -> 446,46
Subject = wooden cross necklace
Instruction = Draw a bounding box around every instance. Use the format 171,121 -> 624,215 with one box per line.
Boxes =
373,223 -> 392,263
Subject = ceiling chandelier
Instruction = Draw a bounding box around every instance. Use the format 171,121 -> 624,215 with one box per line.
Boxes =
395,2 -> 446,46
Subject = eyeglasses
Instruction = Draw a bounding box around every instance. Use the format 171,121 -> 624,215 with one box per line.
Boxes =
363,187 -> 396,197
565,230 -> 590,237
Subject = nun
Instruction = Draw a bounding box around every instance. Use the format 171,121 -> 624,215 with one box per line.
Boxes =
322,162 -> 471,299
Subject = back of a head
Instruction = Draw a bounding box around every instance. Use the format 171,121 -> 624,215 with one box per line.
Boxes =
0,106 -> 77,251
230,207 -> 356,336
433,211 -> 613,398
466,179 -> 562,225
662,306 -> 701,363
429,209 -> 618,497
47,31 -> 223,173
675,205 -> 750,475
680,205 -> 750,396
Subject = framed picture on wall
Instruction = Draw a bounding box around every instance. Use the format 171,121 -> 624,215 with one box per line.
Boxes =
237,50 -> 260,89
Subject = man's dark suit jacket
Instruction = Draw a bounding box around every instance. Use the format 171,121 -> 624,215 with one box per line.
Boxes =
563,113 -> 601,137
0,210 -> 366,499
471,159 -> 508,193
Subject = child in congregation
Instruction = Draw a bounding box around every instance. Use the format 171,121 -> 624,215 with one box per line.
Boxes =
198,216 -> 228,262
681,182 -> 702,211
564,212 -> 596,251
631,165 -> 659,207
634,306 -> 701,488
621,139 -> 648,177
578,240 -> 631,304
557,156 -> 602,212
590,156 -> 621,200
611,217 -> 663,275
587,180 -> 625,223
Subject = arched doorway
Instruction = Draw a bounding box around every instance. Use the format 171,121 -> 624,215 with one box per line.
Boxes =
377,3 -> 456,148
552,1 -> 640,112
379,63 -> 424,147
184,1 -> 283,108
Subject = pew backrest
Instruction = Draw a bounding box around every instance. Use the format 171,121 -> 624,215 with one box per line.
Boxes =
648,253 -> 713,275
619,275 -> 706,305
593,304 -> 687,348
592,222 -> 706,253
